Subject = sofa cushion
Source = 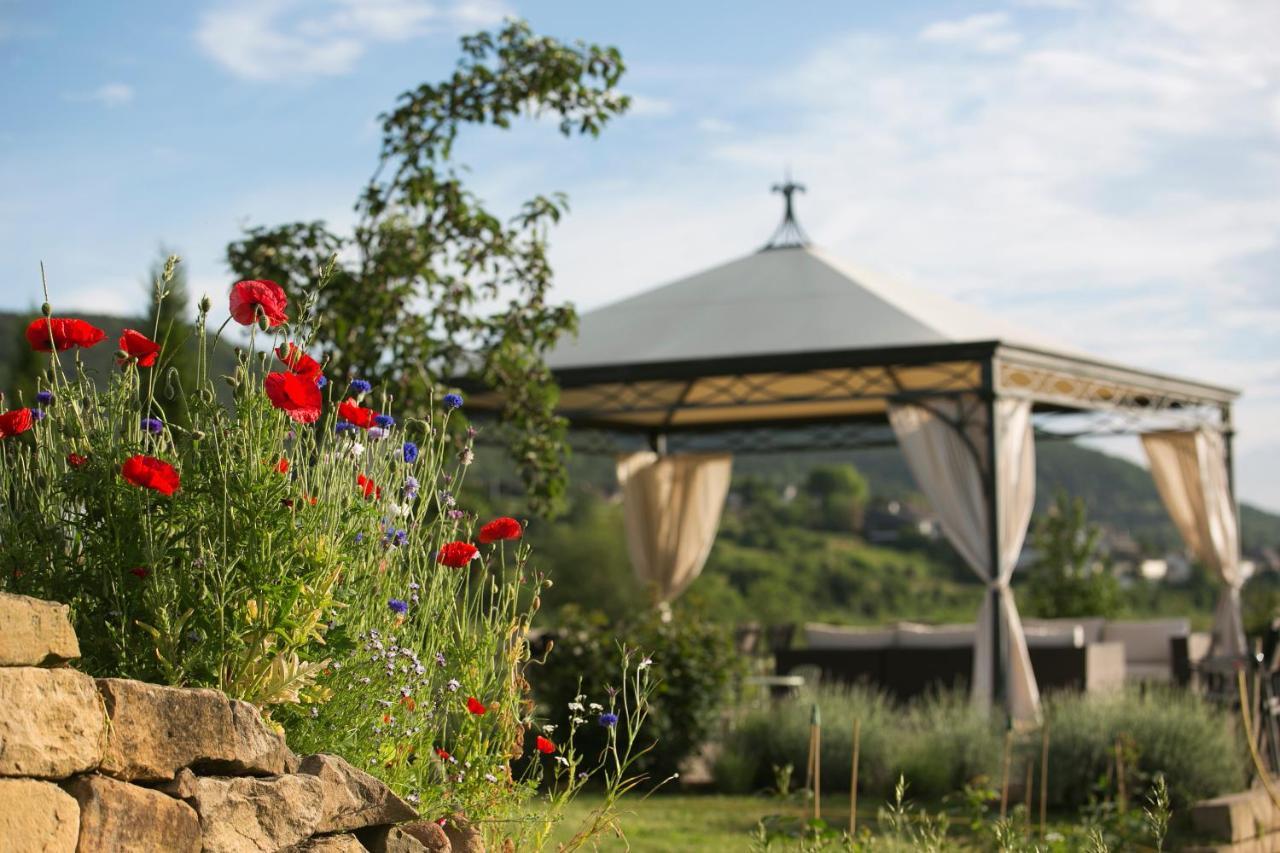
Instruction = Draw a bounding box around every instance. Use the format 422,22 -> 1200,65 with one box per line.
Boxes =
1102,619 -> 1190,664
804,623 -> 896,650
1023,623 -> 1085,649
896,622 -> 974,648
1025,617 -> 1106,645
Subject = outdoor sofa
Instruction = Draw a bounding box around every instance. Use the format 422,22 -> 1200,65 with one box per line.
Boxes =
774,618 -> 1209,702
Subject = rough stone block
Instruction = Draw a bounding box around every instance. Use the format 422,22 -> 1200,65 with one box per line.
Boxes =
0,667 -> 104,778
65,774 -> 200,852
286,834 -> 368,852
96,678 -> 290,781
0,593 -> 79,666
395,821 -> 456,853
299,753 -> 417,833
442,815 -> 485,853
184,773 -> 324,853
1193,789 -> 1280,843
357,824 -> 440,852
0,778 -> 80,852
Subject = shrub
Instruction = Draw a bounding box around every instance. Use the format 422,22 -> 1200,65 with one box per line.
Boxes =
532,597 -> 741,783
716,685 -> 1243,811
715,684 -> 900,796
1041,686 -> 1246,809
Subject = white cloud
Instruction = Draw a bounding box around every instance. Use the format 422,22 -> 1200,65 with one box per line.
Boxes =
65,83 -> 135,107
697,117 -> 734,134
196,0 -> 509,81
627,95 -> 675,118
919,12 -> 1023,53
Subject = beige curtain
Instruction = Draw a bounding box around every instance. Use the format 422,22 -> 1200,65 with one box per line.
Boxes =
616,452 -> 733,605
888,395 -> 1040,723
1141,430 -> 1245,657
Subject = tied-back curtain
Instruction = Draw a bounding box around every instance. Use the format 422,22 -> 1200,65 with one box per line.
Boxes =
616,452 -> 733,605
888,395 -> 1040,723
1141,430 -> 1245,657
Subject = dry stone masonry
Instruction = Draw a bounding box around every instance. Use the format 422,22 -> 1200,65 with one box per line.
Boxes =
0,591 -> 472,852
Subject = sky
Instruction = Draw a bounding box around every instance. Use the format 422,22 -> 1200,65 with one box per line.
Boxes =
2,0 -> 1279,510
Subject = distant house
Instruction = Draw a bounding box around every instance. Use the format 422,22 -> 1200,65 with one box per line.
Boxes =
864,500 -> 938,545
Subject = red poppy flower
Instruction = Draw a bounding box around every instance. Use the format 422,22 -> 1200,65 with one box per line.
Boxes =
264,372 -> 322,424
478,517 -> 522,544
0,408 -> 34,438
129,567 -> 150,579
434,747 -> 451,761
120,455 -> 180,496
535,736 -> 556,755
437,541 -> 479,568
356,473 -> 382,500
25,317 -> 107,352
338,399 -> 377,429
466,696 -> 487,716
118,329 -> 161,367
229,280 -> 288,327
275,458 -> 289,474
67,453 -> 89,468
276,343 -> 323,383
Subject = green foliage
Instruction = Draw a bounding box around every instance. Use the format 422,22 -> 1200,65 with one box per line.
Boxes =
1041,687 -> 1246,811
804,464 -> 870,533
142,250 -> 198,425
1024,491 -> 1122,619
533,599 -> 740,784
226,20 -> 630,517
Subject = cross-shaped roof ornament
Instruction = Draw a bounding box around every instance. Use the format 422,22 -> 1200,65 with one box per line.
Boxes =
763,174 -> 811,250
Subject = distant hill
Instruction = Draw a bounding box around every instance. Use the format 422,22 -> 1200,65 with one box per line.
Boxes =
551,433 -> 1280,558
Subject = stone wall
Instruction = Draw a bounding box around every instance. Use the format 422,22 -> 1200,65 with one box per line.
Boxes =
0,591 -> 464,853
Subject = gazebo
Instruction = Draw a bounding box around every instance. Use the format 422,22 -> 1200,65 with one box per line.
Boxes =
469,182 -> 1243,723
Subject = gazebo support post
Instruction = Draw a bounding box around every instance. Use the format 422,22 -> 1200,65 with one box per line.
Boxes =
982,366 -> 1007,721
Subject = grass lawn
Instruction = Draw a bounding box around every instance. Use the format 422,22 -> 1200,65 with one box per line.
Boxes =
542,793 -> 1167,851
548,793 -> 791,851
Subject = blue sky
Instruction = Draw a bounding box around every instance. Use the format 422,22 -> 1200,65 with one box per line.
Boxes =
2,0 -> 1279,510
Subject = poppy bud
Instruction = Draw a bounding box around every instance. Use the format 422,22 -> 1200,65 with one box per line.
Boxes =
191,430 -> 206,441
41,302 -> 52,317
198,295 -> 212,313
115,349 -> 130,362
223,375 -> 239,389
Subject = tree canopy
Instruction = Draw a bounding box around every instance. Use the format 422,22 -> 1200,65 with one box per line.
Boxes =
227,20 -> 629,515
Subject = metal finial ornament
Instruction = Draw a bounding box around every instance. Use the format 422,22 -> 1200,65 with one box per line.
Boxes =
763,174 -> 811,250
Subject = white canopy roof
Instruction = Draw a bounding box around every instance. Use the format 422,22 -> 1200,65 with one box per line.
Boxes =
548,244 -> 1064,370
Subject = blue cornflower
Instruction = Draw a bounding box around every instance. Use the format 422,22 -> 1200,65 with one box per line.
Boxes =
354,532 -> 364,543
375,414 -> 395,428
395,529 -> 408,547
35,390 -> 52,405
388,598 -> 409,615
349,379 -> 372,395
443,393 -> 464,410
335,421 -> 355,434
402,442 -> 419,463
599,712 -> 618,728
403,476 -> 419,500
316,376 -> 328,388
31,408 -> 46,421
141,417 -> 163,434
